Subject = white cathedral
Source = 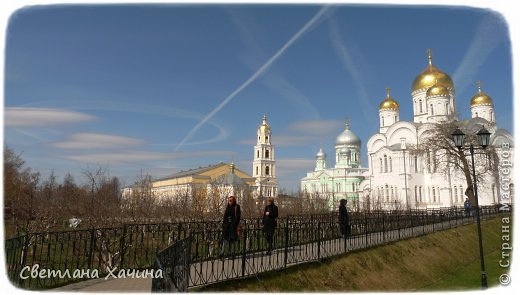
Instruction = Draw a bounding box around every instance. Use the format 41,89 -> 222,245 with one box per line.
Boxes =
302,49 -> 514,210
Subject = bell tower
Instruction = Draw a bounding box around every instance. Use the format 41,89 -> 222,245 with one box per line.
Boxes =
253,115 -> 278,197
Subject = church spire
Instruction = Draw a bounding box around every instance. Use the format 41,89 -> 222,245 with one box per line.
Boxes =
427,48 -> 433,67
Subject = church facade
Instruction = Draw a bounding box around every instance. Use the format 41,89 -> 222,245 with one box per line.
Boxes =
301,118 -> 368,209
302,49 -> 514,210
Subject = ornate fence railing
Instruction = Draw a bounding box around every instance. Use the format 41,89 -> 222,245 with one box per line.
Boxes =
152,236 -> 192,292
4,205 -> 506,290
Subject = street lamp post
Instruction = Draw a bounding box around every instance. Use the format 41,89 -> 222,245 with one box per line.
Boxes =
451,126 -> 491,289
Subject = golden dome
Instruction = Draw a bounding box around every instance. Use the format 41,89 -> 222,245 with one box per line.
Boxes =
259,114 -> 271,133
379,87 -> 399,110
426,80 -> 450,97
412,49 -> 454,92
470,81 -> 493,107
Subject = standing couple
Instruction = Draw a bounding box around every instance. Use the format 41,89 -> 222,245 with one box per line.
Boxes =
220,196 -> 278,257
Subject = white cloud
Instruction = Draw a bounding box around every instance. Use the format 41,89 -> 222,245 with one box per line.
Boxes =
52,133 -> 147,149
63,150 -> 232,165
5,107 -> 96,127
240,119 -> 344,147
286,119 -> 344,135
276,158 -> 316,176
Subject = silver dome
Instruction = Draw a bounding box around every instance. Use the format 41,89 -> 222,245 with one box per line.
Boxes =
335,119 -> 361,147
316,147 -> 326,158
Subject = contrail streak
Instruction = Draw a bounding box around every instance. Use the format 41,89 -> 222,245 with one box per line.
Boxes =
175,5 -> 331,151
453,14 -> 506,94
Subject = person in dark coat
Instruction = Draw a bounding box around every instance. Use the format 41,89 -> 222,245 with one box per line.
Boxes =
220,196 -> 241,257
464,197 -> 472,217
339,199 -> 350,238
262,197 -> 278,255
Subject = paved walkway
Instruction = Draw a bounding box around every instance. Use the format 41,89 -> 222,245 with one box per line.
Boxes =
55,216 -> 477,292
53,277 -> 152,292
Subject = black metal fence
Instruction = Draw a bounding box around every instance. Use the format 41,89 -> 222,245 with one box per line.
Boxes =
152,236 -> 192,292
4,205 -> 505,290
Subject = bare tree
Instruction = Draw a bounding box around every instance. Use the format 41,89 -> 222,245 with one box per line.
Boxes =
410,121 -> 499,207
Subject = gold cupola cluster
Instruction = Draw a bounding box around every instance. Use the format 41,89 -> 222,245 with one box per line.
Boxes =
426,79 -> 450,98
470,81 -> 494,107
379,87 -> 399,110
412,49 -> 454,92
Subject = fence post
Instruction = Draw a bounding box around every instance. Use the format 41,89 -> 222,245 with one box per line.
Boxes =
397,214 -> 401,240
88,228 -> 96,270
119,224 -> 127,270
343,218 -> 347,254
284,217 -> 289,269
382,214 -> 385,242
317,221 -> 321,260
241,224 -> 247,278
364,213 -> 368,247
18,235 -> 30,288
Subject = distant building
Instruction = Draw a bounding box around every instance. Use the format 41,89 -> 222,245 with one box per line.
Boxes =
252,115 -> 279,198
123,162 -> 255,208
301,118 -> 368,210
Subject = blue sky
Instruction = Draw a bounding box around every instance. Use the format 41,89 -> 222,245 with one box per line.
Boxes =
3,4 -> 513,191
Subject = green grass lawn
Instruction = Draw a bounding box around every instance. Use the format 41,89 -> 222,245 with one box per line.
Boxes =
196,215 -> 512,292
420,249 -> 510,290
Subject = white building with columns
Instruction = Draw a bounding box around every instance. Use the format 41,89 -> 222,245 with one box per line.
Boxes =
301,118 -> 368,209
359,49 -> 514,209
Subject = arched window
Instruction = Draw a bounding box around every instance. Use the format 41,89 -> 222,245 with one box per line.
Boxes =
265,149 -> 270,158
257,150 -> 259,158
419,186 -> 423,202
415,186 -> 418,203
490,110 -> 494,121
430,104 -> 434,115
475,112 -> 478,117
380,158 -> 383,173
266,166 -> 270,175
445,103 -> 449,114
265,136 -> 269,142
432,187 -> 436,202
414,156 -> 419,172
382,116 -> 385,126
394,115 -> 397,122
352,183 -> 355,192
389,157 -> 393,172
385,185 -> 389,202
256,166 -> 259,176
384,155 -> 388,173
419,99 -> 423,113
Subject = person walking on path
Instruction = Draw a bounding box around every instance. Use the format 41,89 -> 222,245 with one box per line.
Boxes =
464,197 -> 472,217
339,199 -> 350,238
220,196 -> 241,258
262,197 -> 278,255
